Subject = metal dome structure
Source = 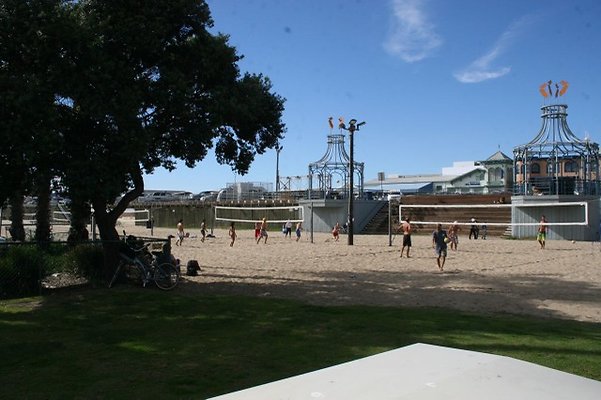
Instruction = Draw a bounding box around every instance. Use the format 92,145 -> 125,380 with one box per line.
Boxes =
513,102 -> 600,196
308,133 -> 364,199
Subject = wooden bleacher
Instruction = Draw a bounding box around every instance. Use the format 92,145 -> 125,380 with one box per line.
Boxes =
361,193 -> 512,236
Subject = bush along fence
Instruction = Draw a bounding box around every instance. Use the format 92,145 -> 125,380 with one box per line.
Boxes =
0,236 -> 171,300
0,242 -> 104,299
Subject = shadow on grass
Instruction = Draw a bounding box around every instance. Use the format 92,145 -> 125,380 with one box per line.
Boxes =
2,284 -> 600,399
189,263 -> 601,324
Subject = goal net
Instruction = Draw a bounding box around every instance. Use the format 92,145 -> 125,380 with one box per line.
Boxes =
399,201 -> 589,227
215,205 -> 304,224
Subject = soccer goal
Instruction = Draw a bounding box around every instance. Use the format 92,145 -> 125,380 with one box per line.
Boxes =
214,205 -> 304,224
399,201 -> 589,227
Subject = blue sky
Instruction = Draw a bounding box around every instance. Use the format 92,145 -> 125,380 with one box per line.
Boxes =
143,0 -> 601,193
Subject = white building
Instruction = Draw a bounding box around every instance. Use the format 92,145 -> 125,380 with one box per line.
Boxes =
365,151 -> 513,195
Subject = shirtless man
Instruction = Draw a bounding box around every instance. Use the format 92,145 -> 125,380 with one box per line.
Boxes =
175,219 -> 184,246
447,221 -> 461,251
400,217 -> 412,258
537,215 -> 547,249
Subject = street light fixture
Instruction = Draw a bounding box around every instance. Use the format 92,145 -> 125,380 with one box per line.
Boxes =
339,118 -> 366,245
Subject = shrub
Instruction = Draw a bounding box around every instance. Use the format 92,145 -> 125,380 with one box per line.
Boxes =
61,244 -> 105,283
0,245 -> 47,299
0,242 -> 106,298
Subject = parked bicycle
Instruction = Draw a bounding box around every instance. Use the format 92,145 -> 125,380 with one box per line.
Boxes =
109,232 -> 179,290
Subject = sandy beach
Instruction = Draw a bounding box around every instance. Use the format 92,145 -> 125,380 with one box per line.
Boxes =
126,225 -> 601,323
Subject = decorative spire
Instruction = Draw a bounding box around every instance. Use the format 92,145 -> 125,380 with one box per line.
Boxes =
539,80 -> 569,98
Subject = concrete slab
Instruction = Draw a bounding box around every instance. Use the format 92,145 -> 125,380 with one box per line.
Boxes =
207,343 -> 601,399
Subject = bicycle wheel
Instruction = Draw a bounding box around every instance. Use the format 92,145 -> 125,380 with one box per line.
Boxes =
153,262 -> 179,290
108,262 -> 124,288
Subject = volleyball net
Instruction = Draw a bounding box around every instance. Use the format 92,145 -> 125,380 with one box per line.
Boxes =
23,212 -> 37,226
52,211 -> 71,225
399,201 -> 589,227
115,208 -> 150,226
214,205 -> 304,224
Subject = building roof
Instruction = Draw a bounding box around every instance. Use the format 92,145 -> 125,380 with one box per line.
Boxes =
365,182 -> 432,193
484,150 -> 512,162
366,166 -> 488,187
365,174 -> 455,186
367,154 -> 503,188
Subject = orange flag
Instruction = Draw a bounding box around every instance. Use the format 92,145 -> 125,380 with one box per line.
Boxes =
539,83 -> 549,98
559,80 -> 569,96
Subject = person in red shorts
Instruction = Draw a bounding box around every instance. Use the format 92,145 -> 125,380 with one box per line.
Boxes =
332,222 -> 340,242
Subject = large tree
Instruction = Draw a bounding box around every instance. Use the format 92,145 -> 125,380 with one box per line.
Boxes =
57,1 -> 285,277
0,0 -> 68,243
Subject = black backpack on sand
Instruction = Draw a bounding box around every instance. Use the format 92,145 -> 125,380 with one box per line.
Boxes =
186,260 -> 201,276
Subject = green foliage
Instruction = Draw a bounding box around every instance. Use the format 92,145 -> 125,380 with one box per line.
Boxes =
57,0 -> 285,206
1,0 -> 286,264
0,243 -> 105,298
0,290 -> 600,398
0,246 -> 46,298
61,244 -> 105,282
0,0 -> 68,205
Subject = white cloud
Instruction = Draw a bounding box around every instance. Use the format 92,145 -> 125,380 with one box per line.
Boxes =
454,16 -> 531,83
383,0 -> 443,63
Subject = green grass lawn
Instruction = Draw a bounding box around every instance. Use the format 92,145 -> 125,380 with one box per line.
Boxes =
1,287 -> 600,399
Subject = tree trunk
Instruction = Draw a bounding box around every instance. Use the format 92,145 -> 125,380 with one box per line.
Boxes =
9,192 -> 25,241
93,166 -> 144,282
67,197 -> 91,245
94,207 -> 121,282
35,177 -> 52,246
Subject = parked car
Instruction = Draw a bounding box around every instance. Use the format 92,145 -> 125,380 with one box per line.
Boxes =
193,191 -> 218,202
172,191 -> 193,200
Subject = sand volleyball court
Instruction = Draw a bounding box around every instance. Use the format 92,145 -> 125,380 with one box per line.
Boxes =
126,226 -> 601,323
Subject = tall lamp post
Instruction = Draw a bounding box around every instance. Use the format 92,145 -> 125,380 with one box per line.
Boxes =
340,118 -> 366,245
275,144 -> 283,192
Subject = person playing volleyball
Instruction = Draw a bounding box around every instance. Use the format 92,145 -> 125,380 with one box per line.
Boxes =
537,215 -> 547,249
400,217 -> 412,258
175,219 -> 185,246
447,221 -> 460,251
332,222 -> 341,242
229,222 -> 237,247
432,223 -> 449,272
254,221 -> 261,239
257,217 -> 268,244
200,219 -> 206,242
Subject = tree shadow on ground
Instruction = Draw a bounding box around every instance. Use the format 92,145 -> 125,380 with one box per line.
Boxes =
180,266 -> 601,323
